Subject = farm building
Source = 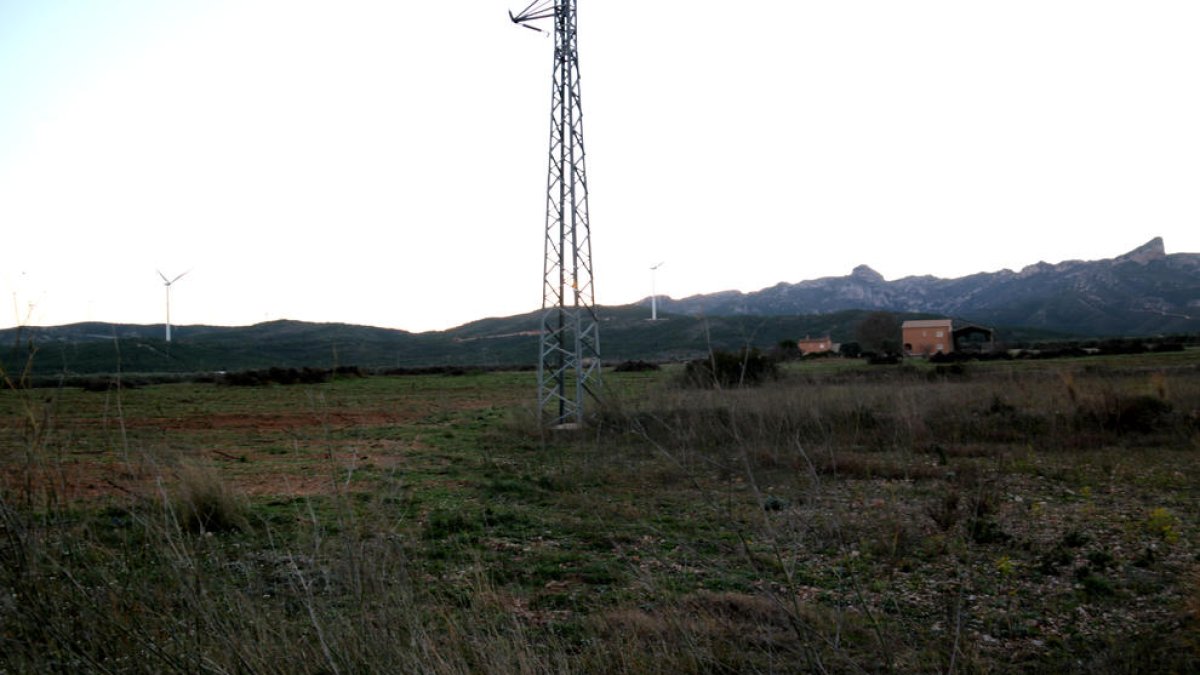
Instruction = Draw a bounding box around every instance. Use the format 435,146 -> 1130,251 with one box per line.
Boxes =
902,319 -> 996,356
950,323 -> 997,354
901,319 -> 953,356
796,335 -> 834,355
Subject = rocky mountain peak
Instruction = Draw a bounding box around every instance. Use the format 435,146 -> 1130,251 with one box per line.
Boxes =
652,237 -> 1197,336
1115,237 -> 1166,265
850,265 -> 884,283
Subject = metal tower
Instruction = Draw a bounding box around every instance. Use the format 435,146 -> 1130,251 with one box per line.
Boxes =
510,1 -> 600,426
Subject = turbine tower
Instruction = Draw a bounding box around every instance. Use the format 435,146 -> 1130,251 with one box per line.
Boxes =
510,1 -> 600,426
157,270 -> 188,343
650,261 -> 664,321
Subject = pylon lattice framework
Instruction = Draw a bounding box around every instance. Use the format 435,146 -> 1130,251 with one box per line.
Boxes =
511,1 -> 600,426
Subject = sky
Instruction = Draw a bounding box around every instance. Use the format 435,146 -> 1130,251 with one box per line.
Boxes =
1,1 -> 1197,333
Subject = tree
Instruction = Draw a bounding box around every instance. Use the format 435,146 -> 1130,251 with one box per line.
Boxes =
773,339 -> 802,361
855,312 -> 901,355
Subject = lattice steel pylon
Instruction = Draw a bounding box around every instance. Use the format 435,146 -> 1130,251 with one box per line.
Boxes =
510,1 -> 600,427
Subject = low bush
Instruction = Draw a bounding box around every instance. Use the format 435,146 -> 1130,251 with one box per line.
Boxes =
682,348 -> 777,388
613,360 -> 660,373
221,367 -> 333,386
1078,393 -> 1174,434
171,464 -> 249,534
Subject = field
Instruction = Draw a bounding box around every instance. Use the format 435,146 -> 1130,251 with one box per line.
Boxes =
2,352 -> 1199,673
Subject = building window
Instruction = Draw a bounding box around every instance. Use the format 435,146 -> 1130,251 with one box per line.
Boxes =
935,331 -> 944,338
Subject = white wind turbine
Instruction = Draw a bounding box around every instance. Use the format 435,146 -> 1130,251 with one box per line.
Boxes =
157,270 -> 189,342
649,261 -> 665,321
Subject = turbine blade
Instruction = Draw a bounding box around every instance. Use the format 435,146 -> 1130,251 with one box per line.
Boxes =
157,269 -> 169,284
510,0 -> 555,25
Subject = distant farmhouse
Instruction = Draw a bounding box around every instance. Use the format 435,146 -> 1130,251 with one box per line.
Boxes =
901,320 -> 995,356
796,335 -> 834,355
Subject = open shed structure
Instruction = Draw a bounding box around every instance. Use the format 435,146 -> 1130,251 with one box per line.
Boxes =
951,323 -> 997,354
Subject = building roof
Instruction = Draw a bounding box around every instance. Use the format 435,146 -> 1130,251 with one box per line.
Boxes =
952,323 -> 995,335
901,319 -> 953,329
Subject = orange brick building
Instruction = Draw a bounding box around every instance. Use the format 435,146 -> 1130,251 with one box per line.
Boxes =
796,336 -> 833,355
901,319 -> 953,356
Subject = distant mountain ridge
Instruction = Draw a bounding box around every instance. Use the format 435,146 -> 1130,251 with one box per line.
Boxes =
10,310 -> 1031,376
653,238 -> 1200,336
2,239 -> 1195,376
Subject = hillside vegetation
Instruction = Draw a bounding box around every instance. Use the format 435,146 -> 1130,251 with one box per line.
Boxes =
1,309 -> 1070,377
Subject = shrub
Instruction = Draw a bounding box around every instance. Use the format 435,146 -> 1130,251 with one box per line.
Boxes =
838,341 -> 862,358
772,340 -> 802,361
682,348 -> 778,388
79,377 -> 141,392
221,367 -> 333,387
855,311 -> 901,355
801,350 -> 837,361
613,360 -> 660,373
1079,393 -> 1174,434
171,464 -> 249,534
930,363 -> 969,380
926,490 -> 961,532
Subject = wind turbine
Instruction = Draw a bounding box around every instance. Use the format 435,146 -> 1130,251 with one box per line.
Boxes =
157,270 -> 189,342
650,261 -> 665,321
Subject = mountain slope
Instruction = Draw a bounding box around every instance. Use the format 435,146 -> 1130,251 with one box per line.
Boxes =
3,240 -> 1191,375
3,309 -> 1067,376
654,238 -> 1200,336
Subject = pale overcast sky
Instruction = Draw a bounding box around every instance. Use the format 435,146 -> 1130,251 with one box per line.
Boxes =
2,1 -> 1197,332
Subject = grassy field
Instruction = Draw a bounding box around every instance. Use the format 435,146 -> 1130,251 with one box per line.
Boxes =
2,352 -> 1199,672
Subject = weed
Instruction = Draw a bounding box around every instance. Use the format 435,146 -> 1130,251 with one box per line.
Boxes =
1186,567 -> 1200,648
1062,529 -> 1089,548
423,508 -> 480,540
170,463 -> 249,533
762,494 -> 789,511
1086,549 -> 1116,571
1076,570 -> 1116,599
1038,547 -> 1072,576
1103,393 -> 1173,433
1145,507 -> 1181,544
925,489 -> 961,532
968,518 -> 1011,545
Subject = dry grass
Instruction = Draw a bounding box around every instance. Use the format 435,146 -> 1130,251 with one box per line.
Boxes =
169,462 -> 250,533
2,353 -> 1199,672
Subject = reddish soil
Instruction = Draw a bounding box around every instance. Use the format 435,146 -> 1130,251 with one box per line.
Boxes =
2,400 -> 483,502
112,410 -> 407,432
